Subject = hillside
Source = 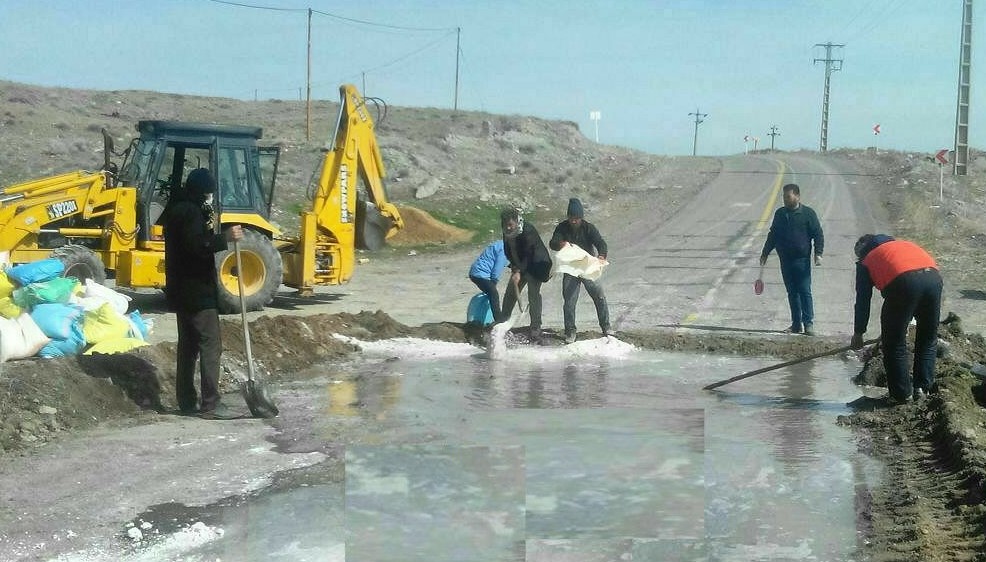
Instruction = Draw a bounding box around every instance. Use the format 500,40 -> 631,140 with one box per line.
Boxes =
0,80 -> 690,244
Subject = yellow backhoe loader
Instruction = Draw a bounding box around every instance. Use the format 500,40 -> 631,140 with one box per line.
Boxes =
0,84 -> 403,313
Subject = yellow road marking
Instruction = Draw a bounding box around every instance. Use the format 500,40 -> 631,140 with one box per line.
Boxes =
680,159 -> 787,327
756,160 -> 787,231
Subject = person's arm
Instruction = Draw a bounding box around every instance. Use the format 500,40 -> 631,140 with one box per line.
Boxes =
809,207 -> 824,263
852,262 -> 875,346
548,222 -> 567,251
491,245 -> 508,281
589,223 -> 608,260
759,211 -> 779,265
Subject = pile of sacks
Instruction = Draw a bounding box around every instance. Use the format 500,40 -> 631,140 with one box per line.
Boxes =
0,258 -> 152,362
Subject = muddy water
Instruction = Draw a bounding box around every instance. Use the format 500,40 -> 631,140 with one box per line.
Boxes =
130,337 -> 883,562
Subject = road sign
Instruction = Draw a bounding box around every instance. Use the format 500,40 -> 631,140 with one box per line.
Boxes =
873,124 -> 881,135
935,148 -> 949,165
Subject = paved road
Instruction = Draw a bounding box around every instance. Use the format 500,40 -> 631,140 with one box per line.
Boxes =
226,153 -> 888,342
0,153 -> 913,561
600,153 -> 887,338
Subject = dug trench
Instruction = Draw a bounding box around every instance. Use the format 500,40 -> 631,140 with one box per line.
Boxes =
3,306 -> 986,557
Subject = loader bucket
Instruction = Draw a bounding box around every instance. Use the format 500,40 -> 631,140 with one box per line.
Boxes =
356,200 -> 393,251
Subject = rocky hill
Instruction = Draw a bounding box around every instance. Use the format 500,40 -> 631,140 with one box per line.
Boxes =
0,80 -> 687,244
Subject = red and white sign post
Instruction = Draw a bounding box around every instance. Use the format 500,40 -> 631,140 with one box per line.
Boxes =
935,149 -> 949,202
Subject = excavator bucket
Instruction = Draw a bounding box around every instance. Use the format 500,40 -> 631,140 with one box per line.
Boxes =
356,200 -> 394,251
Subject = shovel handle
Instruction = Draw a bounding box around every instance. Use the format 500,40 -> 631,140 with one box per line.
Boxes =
703,338 -> 879,391
512,277 -> 526,314
234,240 -> 256,383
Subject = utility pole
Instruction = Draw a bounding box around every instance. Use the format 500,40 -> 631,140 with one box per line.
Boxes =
768,125 -> 780,152
689,109 -> 708,156
954,0 -> 973,175
813,42 -> 843,152
305,8 -> 312,142
454,27 -> 461,111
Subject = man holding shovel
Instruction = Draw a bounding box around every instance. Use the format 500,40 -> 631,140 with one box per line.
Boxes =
163,168 -> 243,420
850,234 -> 942,404
499,208 -> 552,345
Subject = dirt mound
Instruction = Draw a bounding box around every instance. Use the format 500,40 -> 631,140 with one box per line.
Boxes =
0,310 -> 472,455
837,312 -> 986,559
388,206 -> 473,247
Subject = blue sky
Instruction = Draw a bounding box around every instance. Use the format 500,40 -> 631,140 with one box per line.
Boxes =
0,0 -> 978,156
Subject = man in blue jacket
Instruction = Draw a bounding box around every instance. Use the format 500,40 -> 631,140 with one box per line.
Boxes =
759,184 -> 824,335
469,240 -> 508,323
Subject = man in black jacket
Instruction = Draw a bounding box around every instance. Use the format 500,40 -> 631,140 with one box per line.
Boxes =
163,168 -> 243,419
549,198 -> 610,344
499,208 -> 552,344
759,183 -> 824,335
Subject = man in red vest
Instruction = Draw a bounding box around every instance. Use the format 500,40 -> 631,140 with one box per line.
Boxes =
850,234 -> 942,404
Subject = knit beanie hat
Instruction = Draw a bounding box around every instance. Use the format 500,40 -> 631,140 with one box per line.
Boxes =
185,168 -> 216,195
567,197 -> 584,218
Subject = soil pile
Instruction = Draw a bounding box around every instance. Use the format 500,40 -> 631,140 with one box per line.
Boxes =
389,205 -> 473,247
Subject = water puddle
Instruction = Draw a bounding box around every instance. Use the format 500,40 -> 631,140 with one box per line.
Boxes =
120,337 -> 882,561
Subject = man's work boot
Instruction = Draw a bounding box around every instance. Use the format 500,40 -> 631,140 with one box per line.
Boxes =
803,324 -> 815,336
564,331 -> 577,344
199,403 -> 240,420
913,388 -> 928,402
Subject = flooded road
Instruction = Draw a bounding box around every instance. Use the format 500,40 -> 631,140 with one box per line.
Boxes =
118,336 -> 882,562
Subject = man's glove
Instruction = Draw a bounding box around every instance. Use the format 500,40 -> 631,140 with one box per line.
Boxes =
814,254 -> 823,266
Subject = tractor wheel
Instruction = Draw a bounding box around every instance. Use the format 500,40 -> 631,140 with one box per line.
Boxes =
51,245 -> 107,285
215,229 -> 282,314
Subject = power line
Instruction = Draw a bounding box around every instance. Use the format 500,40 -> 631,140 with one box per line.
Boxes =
206,0 -> 455,32
843,0 -> 911,45
311,8 -> 455,32
206,0 -> 304,12
351,31 -> 458,77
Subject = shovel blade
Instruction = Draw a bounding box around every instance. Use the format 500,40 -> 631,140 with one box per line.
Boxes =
241,379 -> 279,418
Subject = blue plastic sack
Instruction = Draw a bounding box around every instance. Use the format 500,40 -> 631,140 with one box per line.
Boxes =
38,323 -> 87,358
466,292 -> 494,326
128,310 -> 149,340
7,258 -> 65,286
31,302 -> 84,340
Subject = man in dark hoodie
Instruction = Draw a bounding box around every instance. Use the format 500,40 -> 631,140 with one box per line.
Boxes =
499,207 -> 552,344
850,234 -> 942,405
163,168 -> 243,419
549,197 -> 610,344
760,183 -> 824,335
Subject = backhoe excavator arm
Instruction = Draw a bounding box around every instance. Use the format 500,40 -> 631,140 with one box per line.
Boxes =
282,84 -> 404,293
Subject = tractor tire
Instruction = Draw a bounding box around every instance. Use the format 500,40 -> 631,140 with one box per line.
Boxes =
51,245 -> 107,285
215,229 -> 282,314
